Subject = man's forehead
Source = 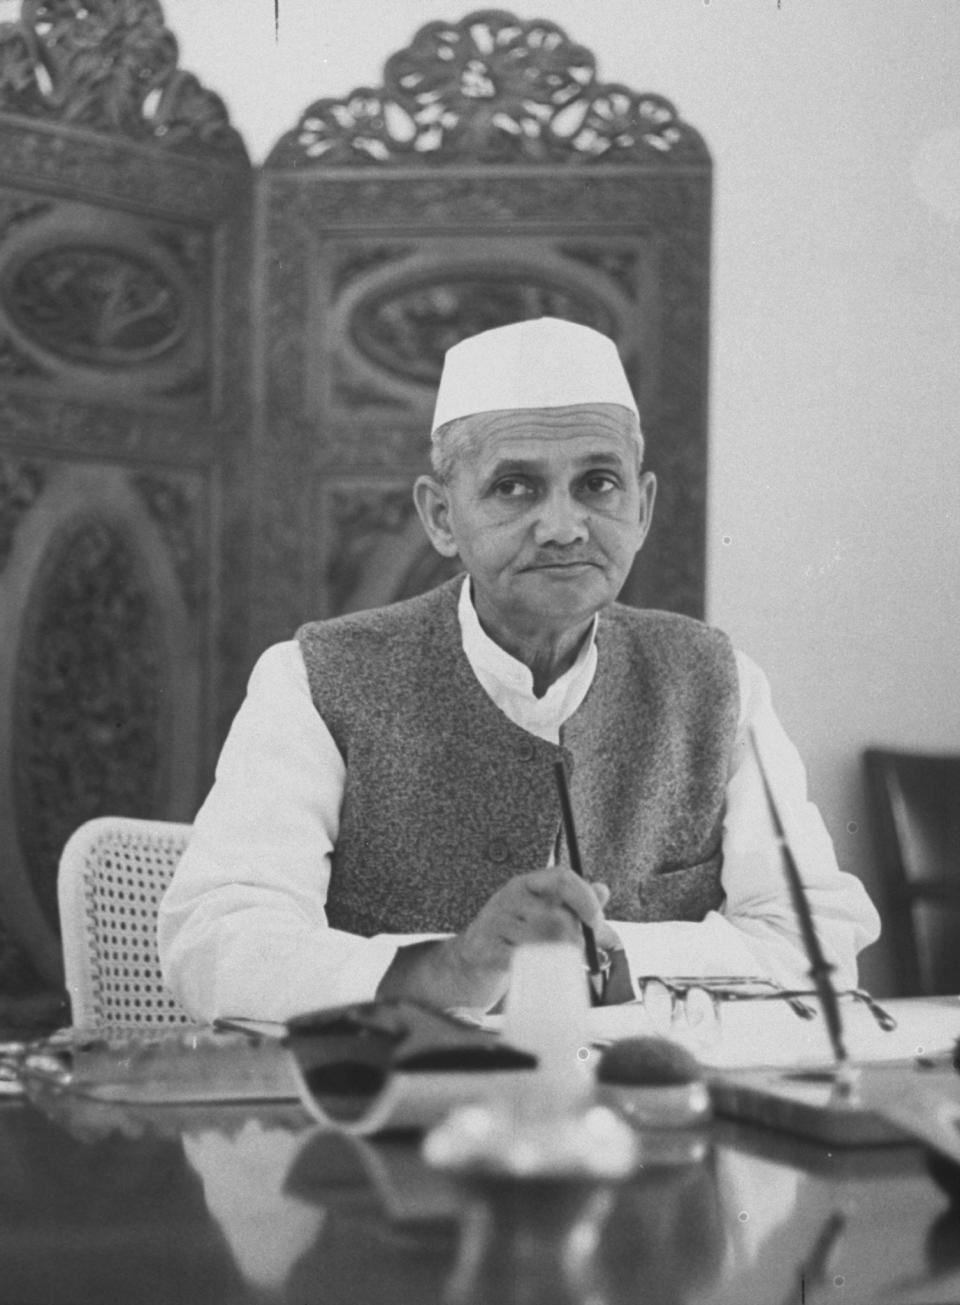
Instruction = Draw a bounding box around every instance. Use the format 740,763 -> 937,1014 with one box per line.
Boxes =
482,442 -> 632,474
460,403 -> 637,453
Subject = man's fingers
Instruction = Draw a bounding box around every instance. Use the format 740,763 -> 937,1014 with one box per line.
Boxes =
591,881 -> 611,911
522,866 -> 570,896
464,869 -> 608,973
523,867 -> 607,928
595,919 -> 621,953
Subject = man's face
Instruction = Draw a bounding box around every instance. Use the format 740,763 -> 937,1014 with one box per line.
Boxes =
414,403 -> 656,645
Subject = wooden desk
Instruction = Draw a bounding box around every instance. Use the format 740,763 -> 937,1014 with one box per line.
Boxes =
1,1083 -> 957,1305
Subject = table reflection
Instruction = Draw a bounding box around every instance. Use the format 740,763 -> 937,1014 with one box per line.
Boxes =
3,1078 -> 957,1305
0,1096 -> 252,1305
182,1120 -> 326,1294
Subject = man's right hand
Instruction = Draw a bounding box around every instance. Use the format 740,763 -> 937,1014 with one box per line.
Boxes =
376,866 -> 616,1011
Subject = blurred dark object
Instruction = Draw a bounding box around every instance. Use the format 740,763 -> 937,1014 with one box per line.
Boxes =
0,916 -> 67,1038
864,749 -> 960,996
0,991 -> 67,1038
287,1000 -> 535,1128
923,1038 -> 960,1208
927,1146 -> 960,1207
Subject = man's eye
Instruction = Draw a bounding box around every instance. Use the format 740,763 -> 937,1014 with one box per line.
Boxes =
492,478 -> 533,499
583,474 -> 619,495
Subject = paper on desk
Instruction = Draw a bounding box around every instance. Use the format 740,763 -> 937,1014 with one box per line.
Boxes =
476,997 -> 960,1071
592,997 -> 960,1068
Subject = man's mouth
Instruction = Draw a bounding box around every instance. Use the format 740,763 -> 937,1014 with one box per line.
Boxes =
523,559 -> 600,572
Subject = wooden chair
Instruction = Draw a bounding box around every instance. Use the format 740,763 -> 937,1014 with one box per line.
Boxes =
57,817 -> 194,1028
864,749 -> 960,996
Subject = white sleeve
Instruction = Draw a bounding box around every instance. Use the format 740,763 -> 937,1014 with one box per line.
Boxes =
158,641 -> 443,1023
611,650 -> 881,990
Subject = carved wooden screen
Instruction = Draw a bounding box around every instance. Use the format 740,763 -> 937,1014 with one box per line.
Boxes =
254,10 -> 711,652
0,2 -> 251,984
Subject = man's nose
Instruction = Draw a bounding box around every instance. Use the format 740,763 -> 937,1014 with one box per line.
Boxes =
532,490 -> 589,547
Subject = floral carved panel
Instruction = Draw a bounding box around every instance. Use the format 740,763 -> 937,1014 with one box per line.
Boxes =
267,10 -> 706,169
0,0 -> 245,158
0,1 -> 251,985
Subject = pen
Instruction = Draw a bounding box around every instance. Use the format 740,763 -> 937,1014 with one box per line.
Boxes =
749,728 -> 852,1081
553,758 -> 604,990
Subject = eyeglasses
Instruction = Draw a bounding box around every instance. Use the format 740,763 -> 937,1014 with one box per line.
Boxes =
635,976 -> 897,1038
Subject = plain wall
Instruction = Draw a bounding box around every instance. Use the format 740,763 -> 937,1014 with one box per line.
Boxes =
162,0 -> 960,994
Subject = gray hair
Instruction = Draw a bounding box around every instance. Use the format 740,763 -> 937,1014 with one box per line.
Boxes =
429,408 -> 645,484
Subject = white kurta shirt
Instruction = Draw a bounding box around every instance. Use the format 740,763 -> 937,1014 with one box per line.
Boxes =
158,580 -> 880,1022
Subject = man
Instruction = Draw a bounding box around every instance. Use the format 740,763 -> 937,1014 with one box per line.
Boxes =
159,318 -> 879,1022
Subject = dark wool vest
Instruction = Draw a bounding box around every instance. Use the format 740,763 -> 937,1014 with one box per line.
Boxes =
297,576 -> 739,937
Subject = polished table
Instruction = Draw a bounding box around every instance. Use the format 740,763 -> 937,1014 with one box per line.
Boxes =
3,1060 -> 960,1305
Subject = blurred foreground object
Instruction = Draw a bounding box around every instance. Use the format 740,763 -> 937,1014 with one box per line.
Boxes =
426,938 -> 636,1304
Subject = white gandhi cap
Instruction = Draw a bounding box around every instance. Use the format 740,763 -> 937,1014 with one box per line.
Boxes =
430,317 -> 639,434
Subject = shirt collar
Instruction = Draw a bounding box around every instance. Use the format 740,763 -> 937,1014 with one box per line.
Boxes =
457,575 -> 598,700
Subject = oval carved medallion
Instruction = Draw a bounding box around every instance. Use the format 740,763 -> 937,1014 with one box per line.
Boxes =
3,245 -> 188,366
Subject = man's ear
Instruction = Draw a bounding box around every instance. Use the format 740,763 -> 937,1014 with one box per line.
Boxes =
635,471 -> 657,552
413,475 -> 460,558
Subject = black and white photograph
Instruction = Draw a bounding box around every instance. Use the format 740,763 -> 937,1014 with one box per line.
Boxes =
0,2 -> 957,1301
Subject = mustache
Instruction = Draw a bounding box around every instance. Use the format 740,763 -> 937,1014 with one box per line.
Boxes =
524,553 -> 602,568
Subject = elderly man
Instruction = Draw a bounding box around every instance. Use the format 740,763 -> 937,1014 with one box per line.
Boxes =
159,318 -> 879,1022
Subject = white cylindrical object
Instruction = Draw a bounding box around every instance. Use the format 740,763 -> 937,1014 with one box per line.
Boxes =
501,940 -> 593,1114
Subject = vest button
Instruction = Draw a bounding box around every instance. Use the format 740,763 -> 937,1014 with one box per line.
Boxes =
516,739 -> 536,761
486,837 -> 510,863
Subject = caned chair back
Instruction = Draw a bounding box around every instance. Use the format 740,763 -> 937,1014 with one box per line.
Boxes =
864,749 -> 960,996
58,816 -> 194,1028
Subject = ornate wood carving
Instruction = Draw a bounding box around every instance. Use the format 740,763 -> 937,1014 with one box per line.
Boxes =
0,390 -> 211,462
130,469 -> 204,611
0,5 -> 249,221
323,237 -> 640,416
320,480 -> 459,616
0,452 -> 44,568
8,245 -> 185,363
0,1 -> 252,987
268,9 -> 706,168
324,482 -> 418,613
13,516 -> 166,934
0,198 -> 210,402
0,115 -> 244,218
350,273 -> 615,388
0,335 -> 43,377
0,0 -> 244,158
